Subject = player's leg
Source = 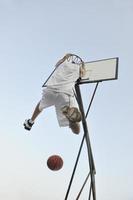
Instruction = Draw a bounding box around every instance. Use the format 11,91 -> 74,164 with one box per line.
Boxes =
61,106 -> 82,123
65,95 -> 81,134
55,93 -> 81,134
69,121 -> 80,134
24,89 -> 57,131
24,102 -> 41,130
31,102 -> 42,121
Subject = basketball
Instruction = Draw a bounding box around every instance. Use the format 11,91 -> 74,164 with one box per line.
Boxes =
47,155 -> 63,171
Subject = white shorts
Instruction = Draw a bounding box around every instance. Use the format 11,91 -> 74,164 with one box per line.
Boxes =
39,88 -> 76,127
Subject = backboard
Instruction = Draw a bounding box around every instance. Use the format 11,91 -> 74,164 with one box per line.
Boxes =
80,57 -> 118,84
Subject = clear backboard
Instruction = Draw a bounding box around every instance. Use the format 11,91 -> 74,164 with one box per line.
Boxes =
80,57 -> 118,84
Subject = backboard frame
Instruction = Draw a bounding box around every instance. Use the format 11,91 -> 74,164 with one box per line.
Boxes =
79,57 -> 119,85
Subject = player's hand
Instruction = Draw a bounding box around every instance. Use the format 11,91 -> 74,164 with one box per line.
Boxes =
55,53 -> 72,68
80,65 -> 86,78
63,53 -> 72,60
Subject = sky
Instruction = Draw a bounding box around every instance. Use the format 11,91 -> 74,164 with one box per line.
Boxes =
0,0 -> 133,199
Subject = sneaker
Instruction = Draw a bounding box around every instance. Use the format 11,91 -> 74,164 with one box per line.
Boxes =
24,119 -> 34,131
69,122 -> 80,134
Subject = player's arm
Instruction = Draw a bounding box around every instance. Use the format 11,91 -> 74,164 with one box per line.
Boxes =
80,64 -> 86,78
55,53 -> 72,68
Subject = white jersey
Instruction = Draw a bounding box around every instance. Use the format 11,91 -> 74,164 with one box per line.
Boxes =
46,60 -> 80,95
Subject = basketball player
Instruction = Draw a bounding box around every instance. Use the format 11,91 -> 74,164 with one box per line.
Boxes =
23,53 -> 86,134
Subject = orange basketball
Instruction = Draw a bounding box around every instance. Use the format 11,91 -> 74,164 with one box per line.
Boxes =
47,155 -> 63,171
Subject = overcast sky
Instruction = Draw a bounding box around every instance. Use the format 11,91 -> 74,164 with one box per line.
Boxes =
0,0 -> 133,199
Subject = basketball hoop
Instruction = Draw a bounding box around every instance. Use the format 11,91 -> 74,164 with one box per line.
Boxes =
66,53 -> 85,69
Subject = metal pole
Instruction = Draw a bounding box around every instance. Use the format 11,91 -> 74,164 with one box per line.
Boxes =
64,82 -> 99,200
64,135 -> 85,200
76,172 -> 90,200
85,82 -> 99,118
75,83 -> 96,200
